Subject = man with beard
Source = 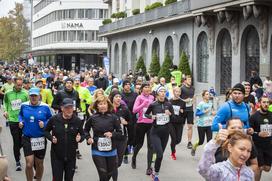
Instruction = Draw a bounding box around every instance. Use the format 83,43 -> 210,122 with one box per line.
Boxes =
249,96 -> 272,181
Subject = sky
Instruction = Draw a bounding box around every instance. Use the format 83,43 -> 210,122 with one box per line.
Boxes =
0,0 -> 24,17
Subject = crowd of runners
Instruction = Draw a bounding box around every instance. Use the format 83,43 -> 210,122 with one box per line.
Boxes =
0,62 -> 271,181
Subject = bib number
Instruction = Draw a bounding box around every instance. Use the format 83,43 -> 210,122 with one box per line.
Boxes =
78,112 -> 84,120
173,105 -> 180,116
97,137 -> 112,151
11,99 -> 22,111
156,113 -> 170,125
260,124 -> 272,136
31,137 -> 45,151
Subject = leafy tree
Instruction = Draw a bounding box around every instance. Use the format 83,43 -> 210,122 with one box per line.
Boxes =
178,51 -> 191,76
149,51 -> 160,76
135,56 -> 147,76
158,52 -> 173,82
0,3 -> 30,62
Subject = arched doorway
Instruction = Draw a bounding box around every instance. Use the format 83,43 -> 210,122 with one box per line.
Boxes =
141,39 -> 148,63
179,34 -> 189,57
114,43 -> 119,74
217,29 -> 232,94
165,36 -> 174,60
122,42 -> 128,74
197,32 -> 209,83
242,26 -> 260,81
131,41 -> 137,71
152,38 -> 160,59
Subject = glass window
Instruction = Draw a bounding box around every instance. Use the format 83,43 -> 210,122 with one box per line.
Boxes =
85,31 -> 93,42
57,31 -> 61,42
69,31 -> 76,41
63,31 -> 67,41
197,32 -> 209,83
69,9 -> 75,19
99,9 -> 103,19
77,31 -> 84,41
86,9 -> 95,19
78,9 -> 85,19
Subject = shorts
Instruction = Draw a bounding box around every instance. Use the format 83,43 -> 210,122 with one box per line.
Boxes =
22,136 -> 47,159
256,146 -> 272,167
183,110 -> 194,125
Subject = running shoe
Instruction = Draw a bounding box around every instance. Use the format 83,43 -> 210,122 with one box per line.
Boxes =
123,155 -> 128,164
191,148 -> 196,156
171,152 -> 176,160
153,176 -> 160,181
16,162 -> 22,171
146,168 -> 153,175
187,142 -> 193,149
131,157 -> 136,169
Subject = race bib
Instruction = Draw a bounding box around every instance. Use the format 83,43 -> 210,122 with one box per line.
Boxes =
173,105 -> 180,116
11,99 -> 22,111
31,137 -> 45,151
97,137 -> 112,151
156,113 -> 170,125
260,124 -> 272,136
143,107 -> 147,119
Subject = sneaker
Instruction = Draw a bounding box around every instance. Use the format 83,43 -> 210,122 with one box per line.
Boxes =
131,157 -> 136,169
16,162 -> 22,171
146,168 -> 153,175
76,151 -> 82,159
187,142 -> 193,149
191,148 -> 196,156
123,155 -> 128,164
171,152 -> 176,160
153,176 -> 160,181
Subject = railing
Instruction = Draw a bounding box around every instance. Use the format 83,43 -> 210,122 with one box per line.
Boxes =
99,0 -> 190,34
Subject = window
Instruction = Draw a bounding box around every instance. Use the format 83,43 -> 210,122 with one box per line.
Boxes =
99,9 -> 103,19
86,9 -> 95,19
77,31 -> 84,41
197,32 -> 209,83
85,31 -> 94,42
69,9 -> 75,19
78,9 -> 85,19
63,31 -> 67,41
69,31 -> 76,41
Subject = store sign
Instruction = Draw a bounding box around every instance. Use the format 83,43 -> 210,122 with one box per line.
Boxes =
61,22 -> 84,29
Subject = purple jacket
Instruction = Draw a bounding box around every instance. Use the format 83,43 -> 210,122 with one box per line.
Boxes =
198,139 -> 254,181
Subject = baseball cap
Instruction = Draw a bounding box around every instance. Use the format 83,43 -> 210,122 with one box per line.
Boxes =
29,87 -> 40,96
62,98 -> 74,107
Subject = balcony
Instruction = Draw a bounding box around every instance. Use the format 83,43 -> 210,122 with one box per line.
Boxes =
99,0 -> 191,35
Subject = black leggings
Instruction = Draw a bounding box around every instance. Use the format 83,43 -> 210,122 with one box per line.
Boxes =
197,126 -> 212,146
132,123 -> 153,169
9,122 -> 22,162
51,152 -> 76,181
150,126 -> 169,173
169,122 -> 184,153
92,155 -> 117,181
127,114 -> 136,146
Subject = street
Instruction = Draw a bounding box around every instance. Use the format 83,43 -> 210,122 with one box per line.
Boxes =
0,109 -> 271,181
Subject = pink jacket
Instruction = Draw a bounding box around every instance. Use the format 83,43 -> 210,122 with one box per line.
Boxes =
133,93 -> 154,124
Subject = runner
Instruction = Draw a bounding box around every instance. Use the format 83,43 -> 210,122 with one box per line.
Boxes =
169,87 -> 185,160
249,96 -> 272,181
44,98 -> 84,181
3,77 -> 28,171
19,87 -> 52,181
131,83 -> 154,175
84,95 -> 122,181
145,86 -> 174,181
191,90 -> 215,156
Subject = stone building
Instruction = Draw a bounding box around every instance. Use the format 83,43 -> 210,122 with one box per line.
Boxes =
100,0 -> 272,94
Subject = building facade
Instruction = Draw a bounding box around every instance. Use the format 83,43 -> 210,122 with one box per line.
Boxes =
100,0 -> 272,94
32,0 -> 108,72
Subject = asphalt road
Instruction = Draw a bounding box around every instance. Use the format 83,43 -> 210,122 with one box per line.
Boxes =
0,108 -> 271,181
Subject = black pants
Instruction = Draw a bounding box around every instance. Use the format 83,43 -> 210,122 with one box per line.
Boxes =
150,126 -> 169,173
169,122 -> 184,153
9,122 -> 22,162
127,114 -> 136,146
197,126 -> 212,146
51,152 -> 76,181
132,123 -> 153,169
92,155 -> 117,181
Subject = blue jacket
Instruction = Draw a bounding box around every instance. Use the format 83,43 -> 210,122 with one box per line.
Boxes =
212,100 -> 250,131
19,101 -> 52,138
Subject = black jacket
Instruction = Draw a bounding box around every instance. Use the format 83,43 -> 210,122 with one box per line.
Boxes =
44,113 -> 84,161
95,77 -> 108,90
84,112 -> 122,151
51,87 -> 80,111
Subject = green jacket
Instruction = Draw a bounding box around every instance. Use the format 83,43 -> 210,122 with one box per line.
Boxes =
4,88 -> 29,122
74,86 -> 92,113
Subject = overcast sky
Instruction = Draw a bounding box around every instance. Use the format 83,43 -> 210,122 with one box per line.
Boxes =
0,0 -> 24,17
